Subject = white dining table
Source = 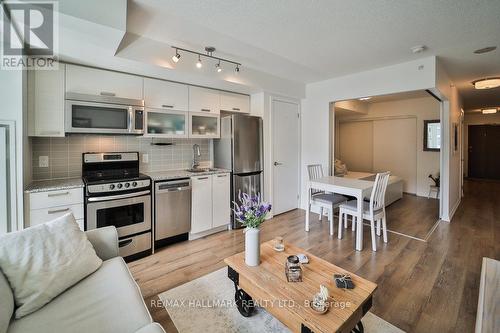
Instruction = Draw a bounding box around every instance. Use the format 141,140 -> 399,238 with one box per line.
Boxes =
306,176 -> 374,251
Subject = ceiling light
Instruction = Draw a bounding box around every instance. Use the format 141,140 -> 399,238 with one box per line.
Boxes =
359,97 -> 371,101
196,55 -> 202,68
482,108 -> 497,114
215,61 -> 222,72
411,45 -> 426,54
172,49 -> 181,63
472,78 -> 500,90
474,46 -> 497,54
235,65 -> 240,73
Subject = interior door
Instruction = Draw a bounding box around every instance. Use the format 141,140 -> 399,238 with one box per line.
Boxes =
469,125 -> 500,179
272,99 -> 300,215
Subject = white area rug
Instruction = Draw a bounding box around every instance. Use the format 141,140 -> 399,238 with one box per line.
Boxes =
158,268 -> 405,333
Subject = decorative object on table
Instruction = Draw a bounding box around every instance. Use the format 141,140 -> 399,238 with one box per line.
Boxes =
285,255 -> 303,282
428,173 -> 440,187
296,253 -> 309,264
233,191 -> 272,266
311,285 -> 330,314
334,274 -> 355,289
273,236 -> 285,252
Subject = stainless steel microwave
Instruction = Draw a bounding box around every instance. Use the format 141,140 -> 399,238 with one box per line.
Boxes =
65,93 -> 144,135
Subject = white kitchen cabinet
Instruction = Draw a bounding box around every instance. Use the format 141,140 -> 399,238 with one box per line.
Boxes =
144,108 -> 188,138
220,92 -> 250,113
189,87 -> 220,114
189,112 -> 220,138
144,78 -> 189,111
66,64 -> 143,100
212,173 -> 231,228
24,188 -> 85,231
190,175 -> 213,234
28,64 -> 66,137
191,173 -> 231,235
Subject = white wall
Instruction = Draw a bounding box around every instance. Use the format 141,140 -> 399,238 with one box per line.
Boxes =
463,112 -> 500,176
301,57 -> 437,210
336,96 -> 440,197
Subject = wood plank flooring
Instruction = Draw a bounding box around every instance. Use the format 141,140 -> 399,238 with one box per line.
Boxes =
129,180 -> 499,333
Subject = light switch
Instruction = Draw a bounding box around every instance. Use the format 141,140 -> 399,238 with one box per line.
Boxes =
142,154 -> 149,163
39,156 -> 49,168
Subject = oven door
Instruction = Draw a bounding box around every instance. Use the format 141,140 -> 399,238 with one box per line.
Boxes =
86,192 -> 151,238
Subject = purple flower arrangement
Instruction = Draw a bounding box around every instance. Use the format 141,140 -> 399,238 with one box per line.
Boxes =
233,191 -> 272,229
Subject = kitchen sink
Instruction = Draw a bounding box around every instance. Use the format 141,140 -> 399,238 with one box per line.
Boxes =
186,168 -> 218,173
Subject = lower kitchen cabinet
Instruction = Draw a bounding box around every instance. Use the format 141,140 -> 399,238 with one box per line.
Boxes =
24,188 -> 85,230
190,173 -> 230,236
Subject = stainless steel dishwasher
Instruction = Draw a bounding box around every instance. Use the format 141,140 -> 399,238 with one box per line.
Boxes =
154,179 -> 191,248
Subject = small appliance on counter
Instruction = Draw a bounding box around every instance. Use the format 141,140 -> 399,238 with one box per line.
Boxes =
214,114 -> 263,229
82,152 -> 152,262
154,178 -> 191,249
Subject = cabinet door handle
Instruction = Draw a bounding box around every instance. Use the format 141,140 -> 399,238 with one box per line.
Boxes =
162,104 -> 174,108
201,108 -> 211,112
232,108 -> 240,111
47,208 -> 70,214
100,91 -> 116,97
197,177 -> 209,180
47,191 -> 70,197
217,174 -> 228,178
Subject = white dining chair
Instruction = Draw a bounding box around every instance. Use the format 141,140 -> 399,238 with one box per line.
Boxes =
307,164 -> 348,235
338,172 -> 390,251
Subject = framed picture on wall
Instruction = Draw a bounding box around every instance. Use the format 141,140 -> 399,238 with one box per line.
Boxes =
424,120 -> 440,151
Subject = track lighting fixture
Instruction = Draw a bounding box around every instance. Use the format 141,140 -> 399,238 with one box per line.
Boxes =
172,49 -> 181,63
171,46 -> 241,73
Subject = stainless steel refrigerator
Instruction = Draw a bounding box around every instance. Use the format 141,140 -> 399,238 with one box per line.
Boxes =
214,114 -> 263,229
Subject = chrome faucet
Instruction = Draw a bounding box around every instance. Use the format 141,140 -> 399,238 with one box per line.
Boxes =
192,144 -> 201,169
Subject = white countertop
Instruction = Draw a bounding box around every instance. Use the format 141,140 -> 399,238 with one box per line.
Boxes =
144,168 -> 231,182
25,178 -> 85,193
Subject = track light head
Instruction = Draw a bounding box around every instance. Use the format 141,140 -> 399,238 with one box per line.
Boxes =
235,65 -> 240,73
172,49 -> 181,63
216,61 -> 222,72
196,55 -> 202,68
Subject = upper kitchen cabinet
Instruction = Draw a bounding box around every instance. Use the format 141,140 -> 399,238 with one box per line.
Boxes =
28,63 -> 66,137
189,112 -> 220,138
66,64 -> 143,100
144,78 -> 189,111
220,92 -> 250,113
189,86 -> 220,114
144,108 -> 188,138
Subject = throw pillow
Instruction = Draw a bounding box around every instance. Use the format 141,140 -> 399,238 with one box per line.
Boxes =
0,213 -> 102,318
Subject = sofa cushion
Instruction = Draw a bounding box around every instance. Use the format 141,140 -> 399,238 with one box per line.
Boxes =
8,257 -> 153,333
0,213 -> 102,318
0,270 -> 14,333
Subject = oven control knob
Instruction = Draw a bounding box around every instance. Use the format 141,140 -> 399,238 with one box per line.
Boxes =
124,182 -> 130,188
117,183 -> 123,189
109,184 -> 115,190
132,182 -> 138,187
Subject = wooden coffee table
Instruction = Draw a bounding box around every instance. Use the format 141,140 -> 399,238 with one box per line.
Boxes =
224,241 -> 377,333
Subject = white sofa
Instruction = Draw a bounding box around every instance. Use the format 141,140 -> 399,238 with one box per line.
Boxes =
0,227 -> 165,333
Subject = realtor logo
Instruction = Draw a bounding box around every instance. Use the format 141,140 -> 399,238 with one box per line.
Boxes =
1,1 -> 58,69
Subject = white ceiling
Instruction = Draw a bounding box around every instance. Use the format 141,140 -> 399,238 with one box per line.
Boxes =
125,0 -> 500,109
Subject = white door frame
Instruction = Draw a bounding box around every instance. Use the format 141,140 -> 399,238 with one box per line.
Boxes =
270,96 -> 301,216
0,120 -> 19,232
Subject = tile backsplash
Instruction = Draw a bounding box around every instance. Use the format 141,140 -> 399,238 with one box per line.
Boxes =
31,135 -> 211,181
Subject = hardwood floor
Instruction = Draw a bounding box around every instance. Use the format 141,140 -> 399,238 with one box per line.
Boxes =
129,180 -> 499,333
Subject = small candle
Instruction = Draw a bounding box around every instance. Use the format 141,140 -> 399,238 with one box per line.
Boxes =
273,236 -> 284,252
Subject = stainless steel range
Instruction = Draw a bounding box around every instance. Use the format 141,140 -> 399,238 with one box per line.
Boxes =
83,152 -> 152,261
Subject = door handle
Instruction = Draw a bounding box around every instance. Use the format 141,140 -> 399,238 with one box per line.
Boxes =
119,239 -> 133,248
274,162 -> 283,166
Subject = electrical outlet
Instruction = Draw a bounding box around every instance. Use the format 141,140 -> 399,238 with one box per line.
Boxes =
142,154 -> 149,164
39,156 -> 49,168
